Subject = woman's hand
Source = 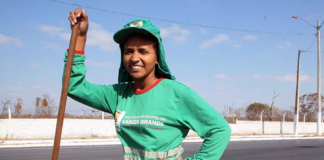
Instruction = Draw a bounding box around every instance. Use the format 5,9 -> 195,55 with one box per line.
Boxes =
68,8 -> 88,51
68,8 -> 89,37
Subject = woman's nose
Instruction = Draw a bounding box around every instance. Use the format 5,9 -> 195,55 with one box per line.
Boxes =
130,52 -> 140,62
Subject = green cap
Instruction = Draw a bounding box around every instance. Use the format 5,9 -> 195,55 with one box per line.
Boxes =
113,18 -> 161,44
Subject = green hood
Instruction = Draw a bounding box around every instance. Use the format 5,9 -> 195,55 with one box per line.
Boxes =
113,18 -> 176,83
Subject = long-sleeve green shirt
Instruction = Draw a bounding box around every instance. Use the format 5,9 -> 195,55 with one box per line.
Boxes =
63,52 -> 231,160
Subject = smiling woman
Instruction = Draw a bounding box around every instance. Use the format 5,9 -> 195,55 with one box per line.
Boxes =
122,33 -> 160,90
63,7 -> 231,160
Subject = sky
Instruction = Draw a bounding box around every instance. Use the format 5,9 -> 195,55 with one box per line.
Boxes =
1,0 -> 324,116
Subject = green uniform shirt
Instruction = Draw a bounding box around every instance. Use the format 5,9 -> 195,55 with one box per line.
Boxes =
63,52 -> 230,160
63,18 -> 231,160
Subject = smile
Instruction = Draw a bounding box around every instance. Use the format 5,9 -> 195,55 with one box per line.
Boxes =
131,65 -> 144,71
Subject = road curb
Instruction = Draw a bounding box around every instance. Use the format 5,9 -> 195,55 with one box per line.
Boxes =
1,135 -> 324,148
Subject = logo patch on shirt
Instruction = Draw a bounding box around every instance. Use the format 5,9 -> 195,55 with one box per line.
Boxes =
129,21 -> 143,27
115,109 -> 126,132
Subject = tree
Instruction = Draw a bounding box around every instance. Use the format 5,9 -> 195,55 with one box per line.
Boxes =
266,106 -> 282,121
36,97 -> 41,107
35,94 -> 57,118
245,102 -> 270,120
221,104 -> 246,123
282,106 -> 295,121
1,99 -> 10,118
42,94 -> 49,107
222,104 -> 245,118
14,98 -> 23,117
267,88 -> 280,121
299,93 -> 324,122
90,109 -> 101,118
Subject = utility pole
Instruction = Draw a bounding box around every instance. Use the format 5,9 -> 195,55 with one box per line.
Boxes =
294,49 -> 301,135
317,20 -> 322,136
292,16 -> 323,135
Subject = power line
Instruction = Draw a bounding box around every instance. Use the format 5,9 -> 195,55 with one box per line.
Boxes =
42,0 -> 313,36
303,34 -> 317,52
303,51 -> 324,53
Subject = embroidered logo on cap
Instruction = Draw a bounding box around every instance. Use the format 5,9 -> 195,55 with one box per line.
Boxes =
129,21 -> 143,27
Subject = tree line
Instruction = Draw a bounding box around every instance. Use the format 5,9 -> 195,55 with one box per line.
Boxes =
0,94 -> 114,119
222,91 -> 324,123
1,90 -> 323,121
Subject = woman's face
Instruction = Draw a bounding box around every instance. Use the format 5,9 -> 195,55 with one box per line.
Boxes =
123,34 -> 158,81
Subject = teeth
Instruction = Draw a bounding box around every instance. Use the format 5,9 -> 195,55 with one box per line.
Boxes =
132,66 -> 143,69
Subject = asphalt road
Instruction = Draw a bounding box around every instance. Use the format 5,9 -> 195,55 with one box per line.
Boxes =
0,139 -> 323,160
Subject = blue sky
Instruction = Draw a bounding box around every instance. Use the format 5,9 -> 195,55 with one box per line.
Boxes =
1,0 -> 324,115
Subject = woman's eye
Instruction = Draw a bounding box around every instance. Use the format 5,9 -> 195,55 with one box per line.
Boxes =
139,50 -> 148,54
124,50 -> 132,54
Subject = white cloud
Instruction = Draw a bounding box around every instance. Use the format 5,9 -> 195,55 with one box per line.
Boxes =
199,34 -> 229,49
37,25 -> 65,35
244,35 -> 258,41
86,22 -> 116,52
160,24 -> 191,43
251,74 -> 267,79
233,44 -> 242,48
213,74 -> 229,80
87,79 -> 95,83
2,86 -> 26,92
274,74 -> 310,82
276,45 -> 283,49
219,92 -> 228,96
181,81 -> 194,88
85,59 -> 116,68
0,33 -> 23,46
85,60 -> 106,67
216,85 -> 237,91
199,28 -> 206,34
43,41 -> 60,50
37,25 -> 70,42
235,74 -> 269,80
276,41 -> 292,49
282,41 -> 292,46
59,33 -> 71,41
31,86 -> 46,90
7,93 -> 19,97
37,22 -> 117,52
235,73 -> 311,82
31,63 -> 41,68
2,62 -> 12,67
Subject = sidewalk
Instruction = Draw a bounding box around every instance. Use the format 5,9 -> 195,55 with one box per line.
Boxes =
1,135 -> 324,148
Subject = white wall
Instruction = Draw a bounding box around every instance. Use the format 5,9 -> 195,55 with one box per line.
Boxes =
1,119 -> 324,139
0,119 -> 116,139
230,121 -> 324,135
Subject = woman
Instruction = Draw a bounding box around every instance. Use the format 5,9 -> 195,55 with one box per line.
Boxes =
64,8 -> 231,160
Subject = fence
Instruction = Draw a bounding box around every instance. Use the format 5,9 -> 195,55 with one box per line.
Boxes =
1,119 -> 324,140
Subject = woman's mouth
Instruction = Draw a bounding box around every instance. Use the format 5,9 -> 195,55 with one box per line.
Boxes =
131,65 -> 144,71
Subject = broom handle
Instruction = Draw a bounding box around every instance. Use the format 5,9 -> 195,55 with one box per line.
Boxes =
51,22 -> 80,160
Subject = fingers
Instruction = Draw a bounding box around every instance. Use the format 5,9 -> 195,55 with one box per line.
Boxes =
74,8 -> 82,19
68,8 -> 86,26
69,11 -> 77,25
80,9 -> 87,21
68,15 -> 74,26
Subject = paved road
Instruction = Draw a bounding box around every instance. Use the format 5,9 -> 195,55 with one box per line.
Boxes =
0,139 -> 323,160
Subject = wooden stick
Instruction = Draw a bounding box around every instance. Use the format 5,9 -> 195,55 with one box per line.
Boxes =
51,22 -> 80,160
